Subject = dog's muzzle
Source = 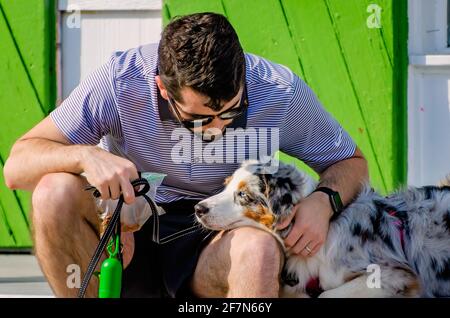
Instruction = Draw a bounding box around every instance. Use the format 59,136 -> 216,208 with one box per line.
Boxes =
194,203 -> 210,217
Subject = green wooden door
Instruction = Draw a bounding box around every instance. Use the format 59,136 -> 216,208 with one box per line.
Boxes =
163,0 -> 408,193
0,0 -> 56,249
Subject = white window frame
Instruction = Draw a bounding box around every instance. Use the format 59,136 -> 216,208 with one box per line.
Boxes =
408,0 -> 450,185
409,0 -> 450,66
58,0 -> 162,11
56,0 -> 162,103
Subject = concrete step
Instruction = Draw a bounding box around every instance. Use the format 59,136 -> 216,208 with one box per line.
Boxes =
0,254 -> 54,297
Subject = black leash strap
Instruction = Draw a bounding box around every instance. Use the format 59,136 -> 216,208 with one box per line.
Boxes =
78,177 -> 157,298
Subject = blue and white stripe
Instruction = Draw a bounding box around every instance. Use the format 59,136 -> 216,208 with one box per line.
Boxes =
50,43 -> 356,203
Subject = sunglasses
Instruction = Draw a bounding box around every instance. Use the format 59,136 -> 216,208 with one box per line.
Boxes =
167,87 -> 248,129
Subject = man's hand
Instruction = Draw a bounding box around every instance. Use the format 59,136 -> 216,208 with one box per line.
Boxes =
81,146 -> 139,204
276,191 -> 333,258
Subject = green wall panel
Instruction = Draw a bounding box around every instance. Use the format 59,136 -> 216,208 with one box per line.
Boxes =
0,0 -> 55,114
163,0 -> 407,192
0,0 -> 56,248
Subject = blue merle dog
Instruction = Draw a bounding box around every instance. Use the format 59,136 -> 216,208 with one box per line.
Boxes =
195,160 -> 450,297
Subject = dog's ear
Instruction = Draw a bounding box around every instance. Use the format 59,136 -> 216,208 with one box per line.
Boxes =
257,163 -> 315,220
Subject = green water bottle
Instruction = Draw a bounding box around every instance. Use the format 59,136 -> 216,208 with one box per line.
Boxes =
98,235 -> 122,298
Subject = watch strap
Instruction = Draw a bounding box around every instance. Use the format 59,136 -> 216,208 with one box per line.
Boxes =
313,186 -> 343,216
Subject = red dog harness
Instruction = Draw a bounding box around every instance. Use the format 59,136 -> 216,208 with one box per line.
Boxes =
388,209 -> 406,252
305,277 -> 323,298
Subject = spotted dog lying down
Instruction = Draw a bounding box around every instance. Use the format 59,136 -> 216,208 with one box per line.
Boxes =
194,160 -> 450,298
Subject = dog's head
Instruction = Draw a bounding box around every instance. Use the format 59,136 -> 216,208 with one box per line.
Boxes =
194,160 -> 317,234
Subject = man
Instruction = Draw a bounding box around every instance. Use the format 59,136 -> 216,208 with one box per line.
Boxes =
4,13 -> 368,297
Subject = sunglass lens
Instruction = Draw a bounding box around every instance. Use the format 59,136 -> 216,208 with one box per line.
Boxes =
184,117 -> 213,128
220,108 -> 244,120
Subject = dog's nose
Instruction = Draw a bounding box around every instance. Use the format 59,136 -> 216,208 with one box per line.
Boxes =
194,203 -> 209,216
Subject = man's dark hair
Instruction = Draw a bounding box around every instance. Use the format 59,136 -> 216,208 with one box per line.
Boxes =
158,12 -> 245,111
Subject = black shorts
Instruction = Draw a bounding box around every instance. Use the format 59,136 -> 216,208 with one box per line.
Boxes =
121,199 -> 216,298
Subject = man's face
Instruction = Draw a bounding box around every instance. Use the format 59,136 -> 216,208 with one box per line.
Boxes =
156,76 -> 244,141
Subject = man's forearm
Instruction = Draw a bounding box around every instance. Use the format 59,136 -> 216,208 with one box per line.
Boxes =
317,151 -> 369,206
4,139 -> 89,191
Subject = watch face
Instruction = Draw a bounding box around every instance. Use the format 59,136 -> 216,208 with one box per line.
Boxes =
332,192 -> 343,213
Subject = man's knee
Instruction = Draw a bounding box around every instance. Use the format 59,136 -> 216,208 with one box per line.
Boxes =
32,172 -> 89,224
229,227 -> 282,273
192,227 -> 283,297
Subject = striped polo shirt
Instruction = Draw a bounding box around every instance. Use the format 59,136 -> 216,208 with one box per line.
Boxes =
50,43 -> 356,203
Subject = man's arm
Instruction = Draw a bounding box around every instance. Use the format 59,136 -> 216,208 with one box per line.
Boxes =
277,74 -> 371,257
4,116 -> 138,203
4,116 -> 85,191
277,146 -> 369,257
316,146 -> 368,209
4,55 -> 140,203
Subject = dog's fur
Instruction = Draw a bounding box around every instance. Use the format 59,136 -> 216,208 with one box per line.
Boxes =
195,160 -> 450,298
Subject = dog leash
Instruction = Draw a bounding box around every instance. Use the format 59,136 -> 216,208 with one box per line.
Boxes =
78,176 -> 159,298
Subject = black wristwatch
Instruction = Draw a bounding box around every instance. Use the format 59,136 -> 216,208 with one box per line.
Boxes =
313,187 -> 344,219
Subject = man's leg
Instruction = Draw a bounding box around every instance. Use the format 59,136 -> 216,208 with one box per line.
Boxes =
31,172 -> 134,297
190,227 -> 283,298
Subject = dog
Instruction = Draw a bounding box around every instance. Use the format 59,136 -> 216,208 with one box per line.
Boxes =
194,160 -> 450,298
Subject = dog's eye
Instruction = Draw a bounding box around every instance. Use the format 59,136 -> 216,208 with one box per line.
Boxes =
237,191 -> 247,198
